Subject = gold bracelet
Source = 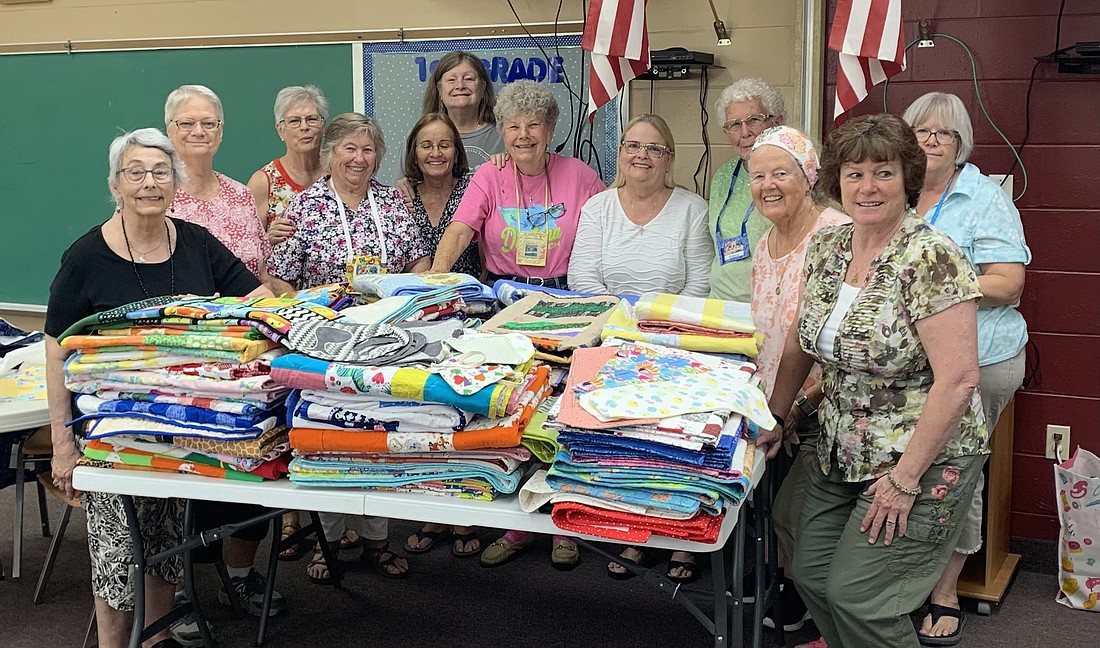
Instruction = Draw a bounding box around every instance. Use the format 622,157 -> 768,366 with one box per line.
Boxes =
886,468 -> 921,496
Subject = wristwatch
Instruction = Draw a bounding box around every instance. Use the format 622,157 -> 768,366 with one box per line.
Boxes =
795,395 -> 818,418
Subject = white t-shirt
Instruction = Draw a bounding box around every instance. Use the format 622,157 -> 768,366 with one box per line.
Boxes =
816,282 -> 861,362
568,187 -> 713,297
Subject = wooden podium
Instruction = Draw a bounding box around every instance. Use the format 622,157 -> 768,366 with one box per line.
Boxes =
958,398 -> 1021,614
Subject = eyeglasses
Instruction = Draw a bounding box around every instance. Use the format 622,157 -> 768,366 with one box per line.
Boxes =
524,203 -> 567,228
913,128 -> 958,144
280,115 -> 324,129
620,140 -> 672,158
417,140 -> 455,153
118,167 -> 174,184
722,114 -> 774,133
171,119 -> 222,132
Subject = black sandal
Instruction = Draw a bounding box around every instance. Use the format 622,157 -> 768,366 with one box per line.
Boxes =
607,547 -> 654,580
666,558 -> 700,584
361,542 -> 410,579
918,603 -> 965,646
451,532 -> 481,558
404,527 -> 450,554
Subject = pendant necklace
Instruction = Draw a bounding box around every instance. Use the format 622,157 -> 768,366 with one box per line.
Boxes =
121,216 -> 175,298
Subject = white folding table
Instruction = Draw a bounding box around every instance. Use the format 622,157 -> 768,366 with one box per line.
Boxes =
0,397 -> 51,579
74,452 -> 776,648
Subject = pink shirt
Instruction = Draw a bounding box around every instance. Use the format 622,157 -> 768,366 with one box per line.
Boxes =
751,206 -> 850,397
451,155 -> 605,278
170,172 -> 271,278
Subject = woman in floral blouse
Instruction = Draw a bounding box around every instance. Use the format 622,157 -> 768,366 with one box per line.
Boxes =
759,114 -> 989,648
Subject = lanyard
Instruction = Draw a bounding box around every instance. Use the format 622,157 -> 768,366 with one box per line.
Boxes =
928,169 -> 957,226
714,159 -> 752,240
330,178 -> 387,266
513,156 -> 552,227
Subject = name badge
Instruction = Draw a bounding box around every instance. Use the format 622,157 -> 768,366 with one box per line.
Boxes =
346,254 -> 385,283
717,234 -> 750,265
515,230 -> 549,267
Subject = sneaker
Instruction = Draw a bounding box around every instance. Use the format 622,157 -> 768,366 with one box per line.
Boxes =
169,592 -> 216,648
763,581 -> 811,632
217,569 -> 288,617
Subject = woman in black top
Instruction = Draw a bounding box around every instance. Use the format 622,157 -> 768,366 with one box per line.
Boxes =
44,128 -> 271,648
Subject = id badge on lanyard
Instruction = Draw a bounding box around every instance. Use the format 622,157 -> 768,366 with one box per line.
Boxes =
514,160 -> 551,267
715,161 -> 752,265
332,180 -> 388,283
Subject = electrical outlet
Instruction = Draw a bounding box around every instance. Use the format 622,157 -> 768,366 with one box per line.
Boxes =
1046,424 -> 1071,460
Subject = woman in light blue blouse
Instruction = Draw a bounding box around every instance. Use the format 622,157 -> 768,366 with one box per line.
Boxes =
904,92 -> 1031,646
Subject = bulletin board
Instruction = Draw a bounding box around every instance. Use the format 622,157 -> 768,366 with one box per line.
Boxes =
355,36 -> 622,185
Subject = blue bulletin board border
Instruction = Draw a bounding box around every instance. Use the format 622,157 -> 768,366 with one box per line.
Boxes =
355,36 -> 620,183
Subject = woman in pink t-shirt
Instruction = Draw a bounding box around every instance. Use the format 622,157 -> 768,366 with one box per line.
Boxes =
165,85 -> 271,279
428,80 -> 605,290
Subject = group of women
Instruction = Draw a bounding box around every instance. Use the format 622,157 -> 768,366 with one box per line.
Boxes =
42,47 -> 1028,648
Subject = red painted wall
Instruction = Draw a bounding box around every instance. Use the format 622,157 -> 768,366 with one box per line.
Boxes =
821,0 -> 1100,540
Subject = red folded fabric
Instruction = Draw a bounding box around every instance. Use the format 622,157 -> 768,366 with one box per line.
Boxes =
550,502 -> 724,544
636,321 -> 755,339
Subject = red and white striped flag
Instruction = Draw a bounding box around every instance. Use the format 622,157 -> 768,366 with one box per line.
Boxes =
582,0 -> 650,122
830,0 -> 906,124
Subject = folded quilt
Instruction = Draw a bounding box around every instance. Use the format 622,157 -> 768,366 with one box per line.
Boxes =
602,302 -> 761,357
89,385 -> 283,405
518,469 -> 694,518
287,395 -> 468,433
61,334 -> 277,362
341,291 -> 464,325
96,391 -> 273,415
82,438 -> 265,482
479,293 -> 621,352
270,354 -> 523,418
352,272 -> 493,304
79,414 -> 275,441
90,324 -> 268,339
521,395 -> 561,463
289,458 -> 522,494
633,292 -> 755,333
545,472 -> 711,515
66,369 -> 287,397
557,430 -> 737,468
76,394 -> 272,429
174,425 -> 289,460
550,501 -> 724,543
299,447 -> 529,471
555,346 -> 659,430
491,280 -> 642,307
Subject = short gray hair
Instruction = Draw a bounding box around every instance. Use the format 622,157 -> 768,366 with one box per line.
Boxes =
902,92 -> 974,164
714,77 -> 786,119
494,80 -> 559,131
164,84 -> 224,127
107,128 -> 187,205
320,113 -> 386,173
274,85 -> 330,124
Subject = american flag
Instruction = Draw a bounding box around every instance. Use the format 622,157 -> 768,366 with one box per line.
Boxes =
830,0 -> 907,124
582,0 -> 650,122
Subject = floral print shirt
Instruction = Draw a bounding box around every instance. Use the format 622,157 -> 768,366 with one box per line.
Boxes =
260,159 -> 307,228
797,215 -> 988,482
267,177 -> 430,289
170,172 -> 270,278
411,174 -> 482,277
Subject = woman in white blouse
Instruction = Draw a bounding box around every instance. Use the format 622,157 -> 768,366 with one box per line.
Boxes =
568,114 -> 712,296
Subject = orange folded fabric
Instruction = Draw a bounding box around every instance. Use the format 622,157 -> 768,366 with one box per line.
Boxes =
550,501 -> 724,543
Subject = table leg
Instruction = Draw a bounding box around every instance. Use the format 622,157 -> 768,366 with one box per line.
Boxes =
711,545 -> 729,648
182,500 -> 216,648
256,516 -> 281,646
121,495 -> 146,648
13,442 -> 25,579
731,501 -> 746,648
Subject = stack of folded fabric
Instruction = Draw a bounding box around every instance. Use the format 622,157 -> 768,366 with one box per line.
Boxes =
522,341 -> 773,543
269,300 -> 550,500
480,292 -> 622,363
60,330 -> 292,482
352,272 -> 496,315
602,292 -> 762,357
340,287 -> 468,325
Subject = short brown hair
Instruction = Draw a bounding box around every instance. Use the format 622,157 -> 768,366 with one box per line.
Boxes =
402,113 -> 470,182
421,51 -> 496,125
818,113 -> 926,209
320,113 -> 386,173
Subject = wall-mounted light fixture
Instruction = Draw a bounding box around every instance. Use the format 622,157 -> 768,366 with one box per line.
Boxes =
708,0 -> 732,46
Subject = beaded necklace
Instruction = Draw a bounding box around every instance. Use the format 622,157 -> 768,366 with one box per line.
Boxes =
121,216 -> 174,298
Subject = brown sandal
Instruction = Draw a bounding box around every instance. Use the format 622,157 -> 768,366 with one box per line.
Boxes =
306,546 -> 333,584
361,542 -> 410,579
279,523 -> 303,561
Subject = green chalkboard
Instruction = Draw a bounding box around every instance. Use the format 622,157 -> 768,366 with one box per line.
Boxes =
0,44 -> 354,307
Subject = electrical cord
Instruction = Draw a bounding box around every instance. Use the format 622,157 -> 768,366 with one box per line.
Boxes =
883,33 -> 1028,202
693,66 -> 712,195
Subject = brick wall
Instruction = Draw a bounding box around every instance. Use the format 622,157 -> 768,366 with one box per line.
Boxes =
822,0 -> 1100,540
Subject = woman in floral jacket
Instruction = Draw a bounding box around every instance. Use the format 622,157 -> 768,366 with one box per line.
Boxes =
758,114 -> 989,648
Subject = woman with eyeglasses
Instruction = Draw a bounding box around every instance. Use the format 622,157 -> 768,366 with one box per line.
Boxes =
247,85 -> 329,248
568,114 -> 711,297
903,92 -> 1030,647
44,128 -> 273,648
708,77 -> 786,302
164,85 -> 270,280
429,80 -> 605,294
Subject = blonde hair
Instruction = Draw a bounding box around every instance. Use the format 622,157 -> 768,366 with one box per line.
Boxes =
611,114 -> 676,189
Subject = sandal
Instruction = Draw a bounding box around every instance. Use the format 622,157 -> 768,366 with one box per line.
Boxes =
404,526 -> 450,554
451,531 -> 481,558
306,545 -> 333,585
337,528 -> 362,551
666,552 -> 700,584
278,522 -> 303,561
607,546 -> 653,580
550,537 -> 580,571
918,603 -> 965,646
480,532 -> 536,567
361,542 -> 410,579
